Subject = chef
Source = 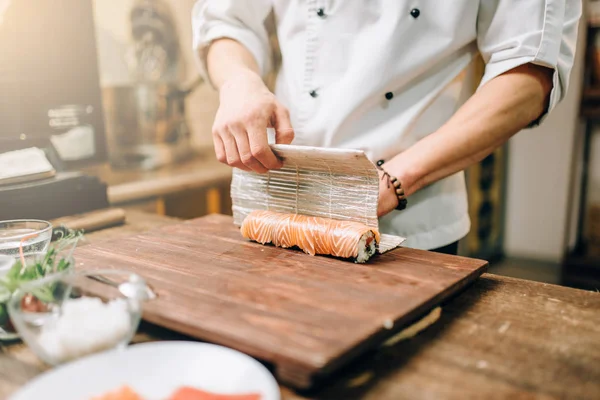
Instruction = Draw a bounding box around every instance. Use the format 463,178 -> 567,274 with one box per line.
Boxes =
192,1 -> 581,255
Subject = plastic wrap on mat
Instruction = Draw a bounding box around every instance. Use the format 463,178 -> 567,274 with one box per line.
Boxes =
231,144 -> 405,253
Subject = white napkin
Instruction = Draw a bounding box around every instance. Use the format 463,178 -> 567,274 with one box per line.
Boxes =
0,147 -> 55,185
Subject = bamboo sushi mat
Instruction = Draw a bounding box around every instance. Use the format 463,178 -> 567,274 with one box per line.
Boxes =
231,145 -> 405,253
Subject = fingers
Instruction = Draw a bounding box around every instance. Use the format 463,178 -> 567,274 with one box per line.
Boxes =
211,95 -> 293,172
230,125 -> 269,173
213,121 -> 276,172
246,116 -> 282,170
273,105 -> 294,144
219,128 -> 250,171
213,133 -> 226,165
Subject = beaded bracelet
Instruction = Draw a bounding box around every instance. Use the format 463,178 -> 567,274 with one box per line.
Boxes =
376,160 -> 407,211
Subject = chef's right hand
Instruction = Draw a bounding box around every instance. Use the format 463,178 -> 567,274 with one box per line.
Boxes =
212,68 -> 294,173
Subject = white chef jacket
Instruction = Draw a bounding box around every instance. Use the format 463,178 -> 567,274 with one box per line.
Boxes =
192,1 -> 581,250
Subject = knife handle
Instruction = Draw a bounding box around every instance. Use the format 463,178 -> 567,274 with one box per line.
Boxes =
52,208 -> 126,235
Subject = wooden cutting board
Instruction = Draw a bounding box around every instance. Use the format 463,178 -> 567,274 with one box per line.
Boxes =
74,214 -> 488,389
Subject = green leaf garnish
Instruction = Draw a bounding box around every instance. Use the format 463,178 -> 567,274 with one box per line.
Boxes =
0,228 -> 83,303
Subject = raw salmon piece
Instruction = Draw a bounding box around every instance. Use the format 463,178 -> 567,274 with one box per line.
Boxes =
90,386 -> 143,400
169,386 -> 261,400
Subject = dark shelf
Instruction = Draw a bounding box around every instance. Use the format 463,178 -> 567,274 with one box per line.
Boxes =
580,87 -> 600,118
583,87 -> 600,100
580,107 -> 600,119
562,252 -> 600,291
568,21 -> 600,290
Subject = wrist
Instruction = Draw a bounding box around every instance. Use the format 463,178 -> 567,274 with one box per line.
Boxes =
377,169 -> 401,217
218,66 -> 263,92
376,161 -> 407,212
383,157 -> 423,198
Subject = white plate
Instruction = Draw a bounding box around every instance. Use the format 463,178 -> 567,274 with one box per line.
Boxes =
10,341 -> 280,400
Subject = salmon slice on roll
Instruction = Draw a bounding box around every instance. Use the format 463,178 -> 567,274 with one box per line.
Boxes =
240,210 -> 380,263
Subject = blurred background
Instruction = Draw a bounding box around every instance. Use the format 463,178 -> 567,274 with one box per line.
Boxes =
0,0 -> 599,290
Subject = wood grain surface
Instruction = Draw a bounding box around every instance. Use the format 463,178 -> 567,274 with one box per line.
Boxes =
2,211 -> 600,399
73,214 -> 487,389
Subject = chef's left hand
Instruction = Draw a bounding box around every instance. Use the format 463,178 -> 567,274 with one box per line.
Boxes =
377,170 -> 399,217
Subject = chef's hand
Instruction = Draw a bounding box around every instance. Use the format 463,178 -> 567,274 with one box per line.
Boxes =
212,68 -> 294,173
377,169 -> 400,217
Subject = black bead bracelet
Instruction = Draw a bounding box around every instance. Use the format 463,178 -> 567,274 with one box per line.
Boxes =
376,159 -> 407,211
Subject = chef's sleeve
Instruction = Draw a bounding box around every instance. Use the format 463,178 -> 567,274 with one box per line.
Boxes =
476,0 -> 582,124
192,0 -> 273,87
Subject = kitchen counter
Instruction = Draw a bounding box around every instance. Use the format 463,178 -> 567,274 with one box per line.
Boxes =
1,210 -> 599,399
83,154 -> 231,205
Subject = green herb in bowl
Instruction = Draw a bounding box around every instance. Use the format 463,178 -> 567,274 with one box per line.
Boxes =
0,229 -> 83,339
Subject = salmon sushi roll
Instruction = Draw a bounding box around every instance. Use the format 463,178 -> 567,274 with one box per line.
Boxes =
240,210 -> 380,263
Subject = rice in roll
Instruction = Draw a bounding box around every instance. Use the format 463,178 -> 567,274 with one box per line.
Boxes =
240,210 -> 380,263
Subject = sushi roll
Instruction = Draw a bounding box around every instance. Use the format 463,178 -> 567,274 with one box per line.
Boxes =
240,210 -> 380,263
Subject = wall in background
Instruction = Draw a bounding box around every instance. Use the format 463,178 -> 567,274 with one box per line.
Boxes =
503,16 -> 587,262
169,0 -> 220,150
93,0 -> 218,151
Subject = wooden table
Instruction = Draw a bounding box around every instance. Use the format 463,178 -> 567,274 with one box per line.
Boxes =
1,211 -> 599,400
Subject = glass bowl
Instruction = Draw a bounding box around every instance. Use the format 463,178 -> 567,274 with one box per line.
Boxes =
7,270 -> 149,365
0,220 -> 52,258
0,252 -> 74,341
